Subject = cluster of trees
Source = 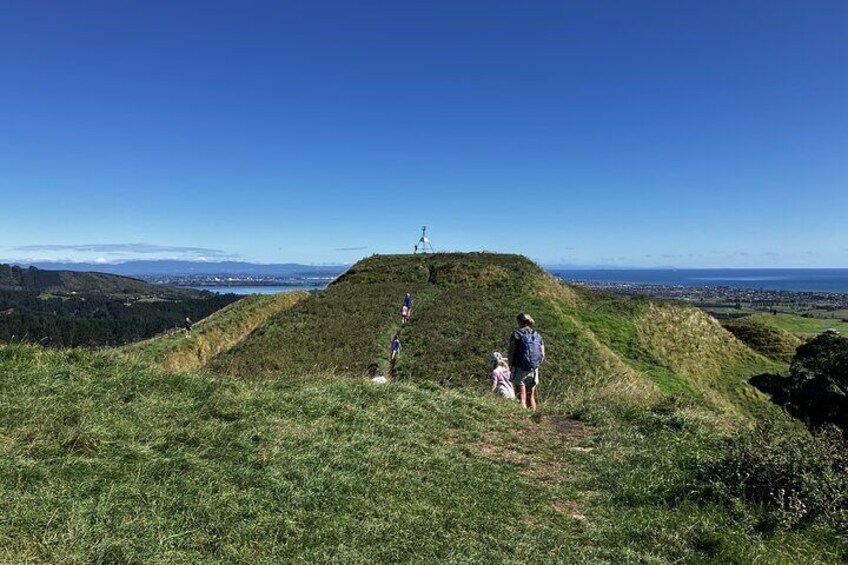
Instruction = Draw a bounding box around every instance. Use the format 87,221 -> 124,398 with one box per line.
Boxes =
0,289 -> 239,347
777,332 -> 848,432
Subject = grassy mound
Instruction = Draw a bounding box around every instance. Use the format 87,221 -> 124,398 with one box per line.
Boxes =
207,253 -> 775,415
124,292 -> 307,372
2,345 -> 844,563
723,316 -> 804,363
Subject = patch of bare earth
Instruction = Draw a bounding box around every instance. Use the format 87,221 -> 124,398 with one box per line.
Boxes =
451,415 -> 596,523
550,500 -> 587,521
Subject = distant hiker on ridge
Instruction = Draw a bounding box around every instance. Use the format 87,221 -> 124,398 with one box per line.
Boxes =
184,316 -> 193,338
508,313 -> 545,410
490,352 -> 515,399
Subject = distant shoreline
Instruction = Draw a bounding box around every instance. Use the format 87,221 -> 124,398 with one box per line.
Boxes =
551,268 -> 848,293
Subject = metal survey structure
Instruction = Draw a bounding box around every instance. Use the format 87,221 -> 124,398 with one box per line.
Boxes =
414,225 -> 434,254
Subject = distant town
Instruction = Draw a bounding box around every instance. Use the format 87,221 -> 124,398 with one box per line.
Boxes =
558,278 -> 848,321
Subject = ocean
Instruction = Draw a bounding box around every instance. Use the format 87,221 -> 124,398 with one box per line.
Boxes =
550,269 -> 848,293
190,284 -> 323,295
191,269 -> 848,295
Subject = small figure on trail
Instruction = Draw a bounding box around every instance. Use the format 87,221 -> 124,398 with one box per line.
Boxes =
184,316 -> 193,338
508,313 -> 545,410
401,304 -> 410,324
404,293 -> 413,315
490,352 -> 515,399
390,334 -> 401,363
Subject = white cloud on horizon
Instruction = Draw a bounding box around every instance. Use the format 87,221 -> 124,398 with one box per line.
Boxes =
15,243 -> 238,257
6,243 -> 242,264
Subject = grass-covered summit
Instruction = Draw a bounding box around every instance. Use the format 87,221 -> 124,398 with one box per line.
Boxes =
206,253 -> 769,414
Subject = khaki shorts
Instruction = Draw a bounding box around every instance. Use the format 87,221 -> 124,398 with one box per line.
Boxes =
512,367 -> 538,388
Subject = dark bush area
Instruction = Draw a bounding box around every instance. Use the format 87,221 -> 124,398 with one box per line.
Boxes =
0,289 -> 239,347
707,419 -> 848,530
754,333 -> 848,432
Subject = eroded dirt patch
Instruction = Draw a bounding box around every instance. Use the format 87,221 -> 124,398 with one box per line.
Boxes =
457,415 -> 595,486
548,415 -> 593,442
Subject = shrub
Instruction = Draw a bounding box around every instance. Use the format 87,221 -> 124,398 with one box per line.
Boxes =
785,333 -> 848,431
707,418 -> 848,530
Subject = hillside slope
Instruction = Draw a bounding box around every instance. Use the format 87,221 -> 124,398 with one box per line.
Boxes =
0,263 -> 205,299
124,292 -> 308,372
1,344 -> 841,563
723,315 -> 804,363
210,253 -> 772,413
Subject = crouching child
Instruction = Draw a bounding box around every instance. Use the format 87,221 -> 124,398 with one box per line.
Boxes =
490,352 -> 516,399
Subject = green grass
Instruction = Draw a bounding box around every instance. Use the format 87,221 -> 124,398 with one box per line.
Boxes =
209,253 -> 776,417
124,291 -> 307,372
722,316 -> 803,363
740,313 -> 848,339
1,345 -> 844,563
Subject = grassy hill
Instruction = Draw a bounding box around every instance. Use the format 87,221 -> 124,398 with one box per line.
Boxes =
124,292 -> 308,372
723,316 -> 804,363
209,253 -> 773,416
5,253 -> 846,562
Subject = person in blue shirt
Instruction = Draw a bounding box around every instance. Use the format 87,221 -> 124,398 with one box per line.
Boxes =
391,334 -> 401,363
404,293 -> 413,311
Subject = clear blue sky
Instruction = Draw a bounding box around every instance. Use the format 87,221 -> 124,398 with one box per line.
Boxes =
1,1 -> 846,267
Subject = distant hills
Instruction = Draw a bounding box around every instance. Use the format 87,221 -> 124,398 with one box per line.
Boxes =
0,263 -> 206,299
0,263 -> 239,347
13,260 -> 346,277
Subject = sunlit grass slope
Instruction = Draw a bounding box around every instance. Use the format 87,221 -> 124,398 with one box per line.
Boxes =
1,345 -> 843,563
0,345 -> 587,563
736,312 -> 848,339
124,292 -> 307,372
214,253 -> 773,415
723,315 -> 804,363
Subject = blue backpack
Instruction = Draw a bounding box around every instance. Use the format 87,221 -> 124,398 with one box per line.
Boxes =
514,329 -> 543,371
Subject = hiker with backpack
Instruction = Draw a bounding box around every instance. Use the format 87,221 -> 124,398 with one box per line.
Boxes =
490,352 -> 516,399
508,313 -> 545,410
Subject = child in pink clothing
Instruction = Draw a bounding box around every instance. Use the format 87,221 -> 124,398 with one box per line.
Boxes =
490,352 -> 515,399
401,304 -> 410,324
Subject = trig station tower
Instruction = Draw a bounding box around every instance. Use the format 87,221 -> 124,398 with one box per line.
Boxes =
414,225 -> 434,254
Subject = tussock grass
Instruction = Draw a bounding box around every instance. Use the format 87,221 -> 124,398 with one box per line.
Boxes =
125,292 -> 307,372
723,316 -> 803,363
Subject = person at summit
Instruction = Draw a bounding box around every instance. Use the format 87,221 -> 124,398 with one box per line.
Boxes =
508,313 -> 545,410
